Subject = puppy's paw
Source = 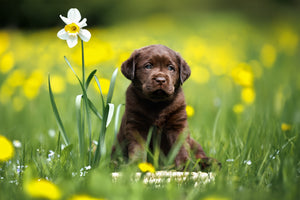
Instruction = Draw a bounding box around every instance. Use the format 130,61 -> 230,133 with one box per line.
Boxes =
198,157 -> 221,172
174,152 -> 189,170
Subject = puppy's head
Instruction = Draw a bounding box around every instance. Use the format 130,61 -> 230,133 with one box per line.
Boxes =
121,45 -> 191,102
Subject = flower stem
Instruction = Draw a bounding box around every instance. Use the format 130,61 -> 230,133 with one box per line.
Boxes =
81,40 -> 85,88
80,39 -> 92,166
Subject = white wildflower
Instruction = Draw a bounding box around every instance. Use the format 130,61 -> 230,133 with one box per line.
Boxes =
57,8 -> 91,48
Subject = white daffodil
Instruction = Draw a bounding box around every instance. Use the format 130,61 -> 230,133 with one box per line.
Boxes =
57,8 -> 91,48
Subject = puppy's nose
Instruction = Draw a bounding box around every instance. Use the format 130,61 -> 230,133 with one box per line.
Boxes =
155,77 -> 166,84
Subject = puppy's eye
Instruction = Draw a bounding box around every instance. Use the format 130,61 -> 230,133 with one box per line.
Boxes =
168,65 -> 175,72
144,63 -> 153,69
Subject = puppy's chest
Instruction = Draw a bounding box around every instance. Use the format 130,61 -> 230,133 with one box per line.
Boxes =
140,104 -> 173,129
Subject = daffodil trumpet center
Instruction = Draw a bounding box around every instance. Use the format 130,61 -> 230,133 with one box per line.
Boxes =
64,23 -> 80,35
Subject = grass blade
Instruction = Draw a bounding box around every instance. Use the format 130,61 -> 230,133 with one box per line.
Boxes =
107,68 -> 118,103
94,105 -> 109,166
87,98 -> 102,120
114,104 -> 123,138
167,131 -> 188,166
48,75 -> 70,146
64,56 -> 78,77
75,94 -> 85,163
86,69 -> 97,89
106,103 -> 115,128
94,75 -> 105,109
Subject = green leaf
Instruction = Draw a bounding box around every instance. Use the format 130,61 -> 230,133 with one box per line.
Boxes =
87,98 -> 102,120
94,75 -> 105,109
75,94 -> 85,161
107,68 -> 118,103
48,75 -> 70,146
114,104 -> 123,138
167,131 -> 188,166
106,103 -> 115,127
64,56 -> 78,77
61,144 -> 73,165
86,69 -> 97,89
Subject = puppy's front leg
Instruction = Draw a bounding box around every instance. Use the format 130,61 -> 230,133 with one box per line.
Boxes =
166,131 -> 189,168
127,131 -> 147,163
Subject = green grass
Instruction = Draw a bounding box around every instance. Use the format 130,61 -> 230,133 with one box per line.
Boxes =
0,12 -> 300,200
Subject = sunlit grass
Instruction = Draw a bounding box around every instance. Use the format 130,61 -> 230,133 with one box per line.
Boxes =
0,13 -> 299,200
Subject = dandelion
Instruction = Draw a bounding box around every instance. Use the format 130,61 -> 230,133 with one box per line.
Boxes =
0,135 -> 14,162
278,28 -> 299,55
138,162 -> 155,173
57,8 -> 91,48
0,51 -> 15,73
186,105 -> 195,117
49,75 -> 66,94
231,63 -> 254,87
241,87 -> 255,104
68,194 -> 105,200
0,31 -> 10,55
93,78 -> 110,95
281,123 -> 292,131
22,70 -> 44,100
24,179 -> 61,200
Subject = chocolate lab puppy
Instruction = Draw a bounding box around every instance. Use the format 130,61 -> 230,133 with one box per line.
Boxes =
113,44 -> 216,170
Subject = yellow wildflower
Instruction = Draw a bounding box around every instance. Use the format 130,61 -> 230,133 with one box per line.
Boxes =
24,179 -> 61,200
281,123 -> 291,131
233,104 -> 244,114
241,87 -> 255,104
0,31 -> 10,55
0,51 -> 15,73
231,63 -> 254,87
49,75 -> 66,94
6,69 -> 26,87
186,105 -> 195,117
278,28 -> 298,55
0,135 -> 14,162
260,44 -> 277,68
68,194 -> 105,200
23,71 -> 44,99
93,78 -> 110,95
138,162 -> 155,173
0,84 -> 15,104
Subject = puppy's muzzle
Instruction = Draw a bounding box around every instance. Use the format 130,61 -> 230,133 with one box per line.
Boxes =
153,76 -> 166,85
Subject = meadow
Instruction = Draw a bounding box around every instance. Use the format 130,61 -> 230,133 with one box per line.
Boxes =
0,12 -> 300,200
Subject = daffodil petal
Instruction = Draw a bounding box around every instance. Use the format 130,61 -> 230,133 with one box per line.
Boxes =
59,15 -> 72,24
78,18 -> 87,28
67,8 -> 81,23
67,36 -> 78,48
57,29 -> 69,40
79,29 -> 91,42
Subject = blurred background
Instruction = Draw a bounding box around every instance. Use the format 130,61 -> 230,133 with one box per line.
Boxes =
0,1 -> 300,199
0,0 -> 299,145
1,0 -> 300,28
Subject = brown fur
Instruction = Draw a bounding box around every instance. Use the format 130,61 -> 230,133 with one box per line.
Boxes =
112,45 -> 215,169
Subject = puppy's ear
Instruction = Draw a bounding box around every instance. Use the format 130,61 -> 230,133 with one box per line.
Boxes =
176,53 -> 191,84
121,50 -> 139,80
